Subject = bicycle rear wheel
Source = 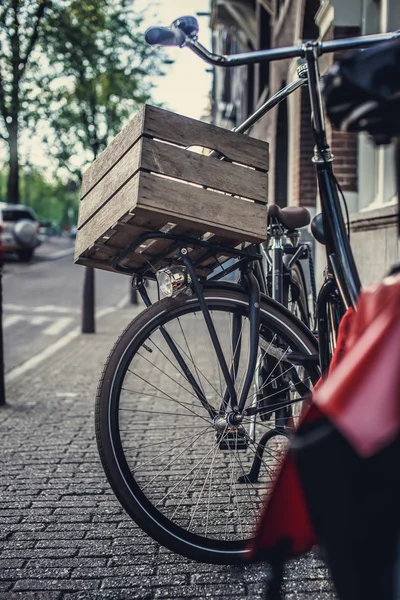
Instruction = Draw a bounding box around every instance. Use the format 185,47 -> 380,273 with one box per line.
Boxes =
288,262 -> 310,326
96,285 -> 319,564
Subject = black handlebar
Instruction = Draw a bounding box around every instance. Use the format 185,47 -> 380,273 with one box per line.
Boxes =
145,26 -> 186,47
145,15 -> 400,68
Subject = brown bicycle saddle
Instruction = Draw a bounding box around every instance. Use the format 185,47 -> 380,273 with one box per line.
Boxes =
267,204 -> 311,230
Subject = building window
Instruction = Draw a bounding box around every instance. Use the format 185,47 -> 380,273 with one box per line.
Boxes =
358,0 -> 400,209
258,5 -> 271,96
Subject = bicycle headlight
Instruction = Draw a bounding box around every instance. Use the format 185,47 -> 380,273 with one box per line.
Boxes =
156,266 -> 192,298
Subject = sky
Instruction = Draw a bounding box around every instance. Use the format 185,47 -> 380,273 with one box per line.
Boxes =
135,0 -> 212,119
0,0 -> 213,173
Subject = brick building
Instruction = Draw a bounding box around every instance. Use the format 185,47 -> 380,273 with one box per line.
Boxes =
210,0 -> 400,284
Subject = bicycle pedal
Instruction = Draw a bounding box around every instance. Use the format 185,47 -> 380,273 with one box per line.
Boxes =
217,430 -> 248,451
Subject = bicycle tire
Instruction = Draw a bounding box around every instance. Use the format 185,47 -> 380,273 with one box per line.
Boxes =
96,284 -> 319,564
288,262 -> 310,326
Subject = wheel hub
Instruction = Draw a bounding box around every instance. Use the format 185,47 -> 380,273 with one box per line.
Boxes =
213,413 -> 248,451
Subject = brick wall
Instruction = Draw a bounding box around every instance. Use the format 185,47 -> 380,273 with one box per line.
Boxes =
213,0 -> 359,208
322,25 -> 360,193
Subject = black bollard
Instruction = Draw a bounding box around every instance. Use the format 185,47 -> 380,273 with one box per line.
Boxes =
0,262 -> 5,406
82,266 -> 95,333
130,277 -> 138,305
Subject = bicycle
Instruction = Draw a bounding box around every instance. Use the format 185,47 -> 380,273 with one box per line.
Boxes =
94,17 -> 400,565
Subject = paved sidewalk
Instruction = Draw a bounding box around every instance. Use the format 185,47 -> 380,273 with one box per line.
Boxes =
0,306 -> 335,600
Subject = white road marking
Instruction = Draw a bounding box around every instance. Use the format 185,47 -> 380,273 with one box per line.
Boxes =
3,304 -> 79,315
3,304 -> 29,312
3,315 -> 24,329
32,305 -> 80,314
30,316 -> 51,326
5,298 -> 132,383
3,313 -> 73,334
43,317 -> 74,336
115,295 -> 130,310
56,392 -> 78,398
6,329 -> 81,383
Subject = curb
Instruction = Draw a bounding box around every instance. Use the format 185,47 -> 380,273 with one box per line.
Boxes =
34,247 -> 75,261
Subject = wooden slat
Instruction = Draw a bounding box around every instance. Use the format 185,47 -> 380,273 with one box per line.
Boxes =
80,103 -> 269,202
79,135 -> 267,232
78,139 -> 143,229
137,172 -> 267,243
76,171 -> 267,264
80,106 -> 146,199
74,174 -> 141,262
144,105 -> 269,171
141,138 -> 267,203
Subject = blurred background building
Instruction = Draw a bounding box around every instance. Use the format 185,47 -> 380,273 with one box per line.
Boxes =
210,0 -> 400,284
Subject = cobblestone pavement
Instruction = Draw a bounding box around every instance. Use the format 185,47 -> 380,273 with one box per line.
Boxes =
0,306 -> 336,600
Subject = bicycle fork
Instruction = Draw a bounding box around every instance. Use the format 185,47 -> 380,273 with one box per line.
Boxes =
181,249 -> 261,416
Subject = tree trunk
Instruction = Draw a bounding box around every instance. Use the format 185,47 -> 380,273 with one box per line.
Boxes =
7,124 -> 20,204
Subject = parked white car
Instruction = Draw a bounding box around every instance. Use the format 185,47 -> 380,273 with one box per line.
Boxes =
0,203 -> 41,262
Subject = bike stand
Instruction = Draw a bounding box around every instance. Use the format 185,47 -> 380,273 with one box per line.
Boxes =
237,428 -> 288,484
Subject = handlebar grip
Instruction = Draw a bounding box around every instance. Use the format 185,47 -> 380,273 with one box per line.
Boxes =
145,26 -> 186,47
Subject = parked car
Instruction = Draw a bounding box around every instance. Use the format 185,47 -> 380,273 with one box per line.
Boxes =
0,203 -> 41,262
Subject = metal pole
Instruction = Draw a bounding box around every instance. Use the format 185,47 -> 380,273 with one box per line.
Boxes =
82,266 -> 95,334
130,277 -> 138,305
0,238 -> 5,405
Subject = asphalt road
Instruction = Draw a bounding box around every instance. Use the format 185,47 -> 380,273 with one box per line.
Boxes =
2,238 -> 135,373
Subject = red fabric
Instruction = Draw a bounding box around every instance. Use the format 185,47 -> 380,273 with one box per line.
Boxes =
324,307 -> 355,374
315,274 -> 400,457
250,308 -> 355,559
248,405 -> 322,560
250,273 -> 400,559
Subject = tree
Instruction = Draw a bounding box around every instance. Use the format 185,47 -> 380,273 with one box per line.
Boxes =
0,0 -> 49,204
0,1 -> 163,203
39,1 -> 164,334
43,0 -> 164,173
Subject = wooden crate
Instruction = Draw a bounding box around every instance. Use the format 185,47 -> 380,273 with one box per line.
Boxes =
75,104 -> 269,276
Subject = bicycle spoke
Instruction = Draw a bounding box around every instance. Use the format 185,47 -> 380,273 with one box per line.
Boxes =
122,387 -> 206,412
224,437 -> 244,540
177,317 -> 207,399
205,425 -> 228,536
119,408 -> 208,418
134,426 -> 213,472
234,449 -> 260,517
105,292 -> 318,550
129,371 -> 210,424
123,431 -> 194,451
163,321 -> 221,399
195,311 -> 222,398
155,440 -> 219,508
136,351 -> 203,403
187,429 -> 227,530
142,424 -> 213,491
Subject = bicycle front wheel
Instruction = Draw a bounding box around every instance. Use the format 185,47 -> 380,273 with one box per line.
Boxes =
96,285 -> 319,564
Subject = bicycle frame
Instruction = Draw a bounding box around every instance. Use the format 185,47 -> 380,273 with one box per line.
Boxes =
115,28 -> 400,423
186,30 -> 400,313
